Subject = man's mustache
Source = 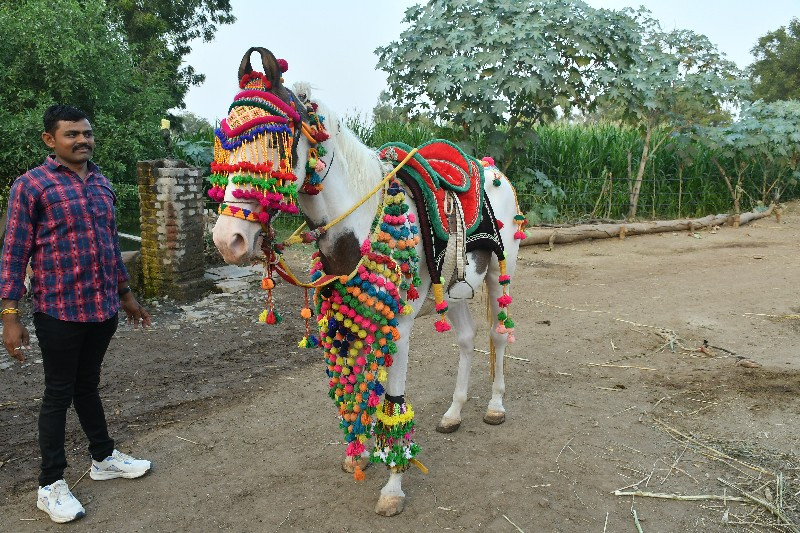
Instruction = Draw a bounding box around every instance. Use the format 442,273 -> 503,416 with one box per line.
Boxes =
73,144 -> 92,151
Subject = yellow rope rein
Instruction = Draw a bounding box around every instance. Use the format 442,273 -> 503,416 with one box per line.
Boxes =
281,148 -> 419,247
274,148 -> 419,290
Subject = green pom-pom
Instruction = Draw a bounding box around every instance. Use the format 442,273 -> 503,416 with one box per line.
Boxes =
514,214 -> 525,221
497,310 -> 507,321
493,179 -> 502,187
504,318 -> 515,329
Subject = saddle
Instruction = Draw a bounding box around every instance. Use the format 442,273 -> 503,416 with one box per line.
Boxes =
378,140 -> 504,302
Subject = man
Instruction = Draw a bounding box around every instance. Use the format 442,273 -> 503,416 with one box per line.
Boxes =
1,105 -> 153,523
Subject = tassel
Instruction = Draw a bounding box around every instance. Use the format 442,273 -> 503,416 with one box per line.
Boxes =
354,465 -> 365,482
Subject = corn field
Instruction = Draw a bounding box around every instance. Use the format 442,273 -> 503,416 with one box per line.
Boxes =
349,117 -> 800,224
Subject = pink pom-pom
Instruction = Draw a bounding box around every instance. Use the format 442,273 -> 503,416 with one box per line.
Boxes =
360,240 -> 371,254
315,160 -> 325,173
497,294 -> 513,307
496,324 -> 507,334
435,301 -> 449,313
507,334 -> 516,343
232,188 -> 243,198
347,440 -> 365,457
434,319 -> 451,332
408,213 -> 416,223
344,384 -> 354,393
368,393 -> 380,407
276,58 -> 289,73
514,230 -> 526,240
498,274 -> 511,283
482,156 -> 495,166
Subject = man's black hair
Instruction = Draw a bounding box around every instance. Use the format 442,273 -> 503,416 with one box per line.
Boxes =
43,105 -> 90,135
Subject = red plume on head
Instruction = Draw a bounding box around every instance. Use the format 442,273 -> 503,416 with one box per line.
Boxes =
277,59 -> 289,73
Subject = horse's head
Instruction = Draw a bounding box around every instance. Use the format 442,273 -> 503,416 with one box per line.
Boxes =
210,47 -> 328,264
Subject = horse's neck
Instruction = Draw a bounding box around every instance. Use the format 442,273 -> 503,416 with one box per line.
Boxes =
300,137 -> 384,276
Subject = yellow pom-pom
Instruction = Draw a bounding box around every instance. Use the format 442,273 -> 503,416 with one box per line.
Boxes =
378,368 -> 388,382
402,304 -> 413,315
258,310 -> 268,323
298,337 -> 308,348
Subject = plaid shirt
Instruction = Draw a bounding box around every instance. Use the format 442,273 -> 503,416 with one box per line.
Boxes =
0,155 -> 128,322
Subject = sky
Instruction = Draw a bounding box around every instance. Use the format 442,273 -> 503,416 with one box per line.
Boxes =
181,0 -> 800,124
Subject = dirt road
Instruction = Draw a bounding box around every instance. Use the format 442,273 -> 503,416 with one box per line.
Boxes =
1,203 -> 798,532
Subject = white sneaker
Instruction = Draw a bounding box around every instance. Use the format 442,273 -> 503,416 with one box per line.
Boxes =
37,479 -> 86,523
90,449 -> 151,480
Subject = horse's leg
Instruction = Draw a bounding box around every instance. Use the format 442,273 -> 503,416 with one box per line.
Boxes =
483,261 -> 510,425
374,310 -> 416,517
436,300 -> 475,433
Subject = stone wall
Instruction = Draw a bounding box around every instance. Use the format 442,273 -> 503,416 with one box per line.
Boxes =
136,159 -> 213,300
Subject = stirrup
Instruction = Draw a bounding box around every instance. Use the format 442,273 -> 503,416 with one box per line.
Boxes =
447,279 -> 474,300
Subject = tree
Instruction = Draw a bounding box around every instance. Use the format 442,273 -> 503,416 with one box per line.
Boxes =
105,0 -> 235,109
375,0 -> 642,169
0,0 -> 174,201
750,18 -> 800,102
700,100 -> 800,223
594,19 -> 749,218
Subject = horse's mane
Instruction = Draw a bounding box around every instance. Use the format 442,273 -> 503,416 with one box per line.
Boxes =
293,82 -> 384,208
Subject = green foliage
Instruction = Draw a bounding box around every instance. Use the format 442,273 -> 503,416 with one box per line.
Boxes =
105,0 -> 235,108
376,0 -> 641,168
345,114 -> 800,223
0,0 -> 174,198
699,100 -> 800,206
750,18 -> 800,102
515,169 -> 565,224
593,18 -> 748,217
171,113 -> 215,169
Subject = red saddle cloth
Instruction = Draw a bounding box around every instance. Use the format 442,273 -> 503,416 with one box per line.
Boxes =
379,140 -> 484,238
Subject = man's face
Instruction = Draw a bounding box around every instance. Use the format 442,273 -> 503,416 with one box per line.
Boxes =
42,119 -> 95,166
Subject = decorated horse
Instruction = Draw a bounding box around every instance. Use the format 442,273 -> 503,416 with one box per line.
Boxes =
210,47 -> 526,516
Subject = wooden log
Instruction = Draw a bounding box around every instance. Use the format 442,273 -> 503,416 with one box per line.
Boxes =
520,205 -> 775,247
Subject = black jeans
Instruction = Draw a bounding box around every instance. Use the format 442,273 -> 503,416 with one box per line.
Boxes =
34,312 -> 118,486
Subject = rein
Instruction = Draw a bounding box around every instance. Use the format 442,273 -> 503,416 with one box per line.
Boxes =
270,147 -> 419,290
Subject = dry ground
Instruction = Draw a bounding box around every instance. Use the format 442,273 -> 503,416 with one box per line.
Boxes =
1,202 -> 799,532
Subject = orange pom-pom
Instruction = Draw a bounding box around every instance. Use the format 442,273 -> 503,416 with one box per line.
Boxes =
354,465 -> 365,482
300,308 -> 312,319
261,278 -> 275,290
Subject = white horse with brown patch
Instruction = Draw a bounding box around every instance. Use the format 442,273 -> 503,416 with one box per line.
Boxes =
211,47 -> 524,516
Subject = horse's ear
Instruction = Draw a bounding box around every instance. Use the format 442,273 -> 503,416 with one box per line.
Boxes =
238,47 -> 283,88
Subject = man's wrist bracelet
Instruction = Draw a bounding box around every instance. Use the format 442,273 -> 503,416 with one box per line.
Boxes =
1,308 -> 20,316
118,286 -> 132,297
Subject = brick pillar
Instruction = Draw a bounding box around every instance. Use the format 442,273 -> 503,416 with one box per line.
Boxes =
136,159 -> 213,300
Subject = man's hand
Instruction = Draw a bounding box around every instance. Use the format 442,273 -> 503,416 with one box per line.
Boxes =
120,293 -> 152,329
2,314 -> 30,362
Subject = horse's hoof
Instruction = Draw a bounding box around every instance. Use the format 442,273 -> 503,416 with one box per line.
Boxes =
375,495 -> 405,516
483,410 -> 506,425
342,455 -> 371,474
436,417 -> 461,433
